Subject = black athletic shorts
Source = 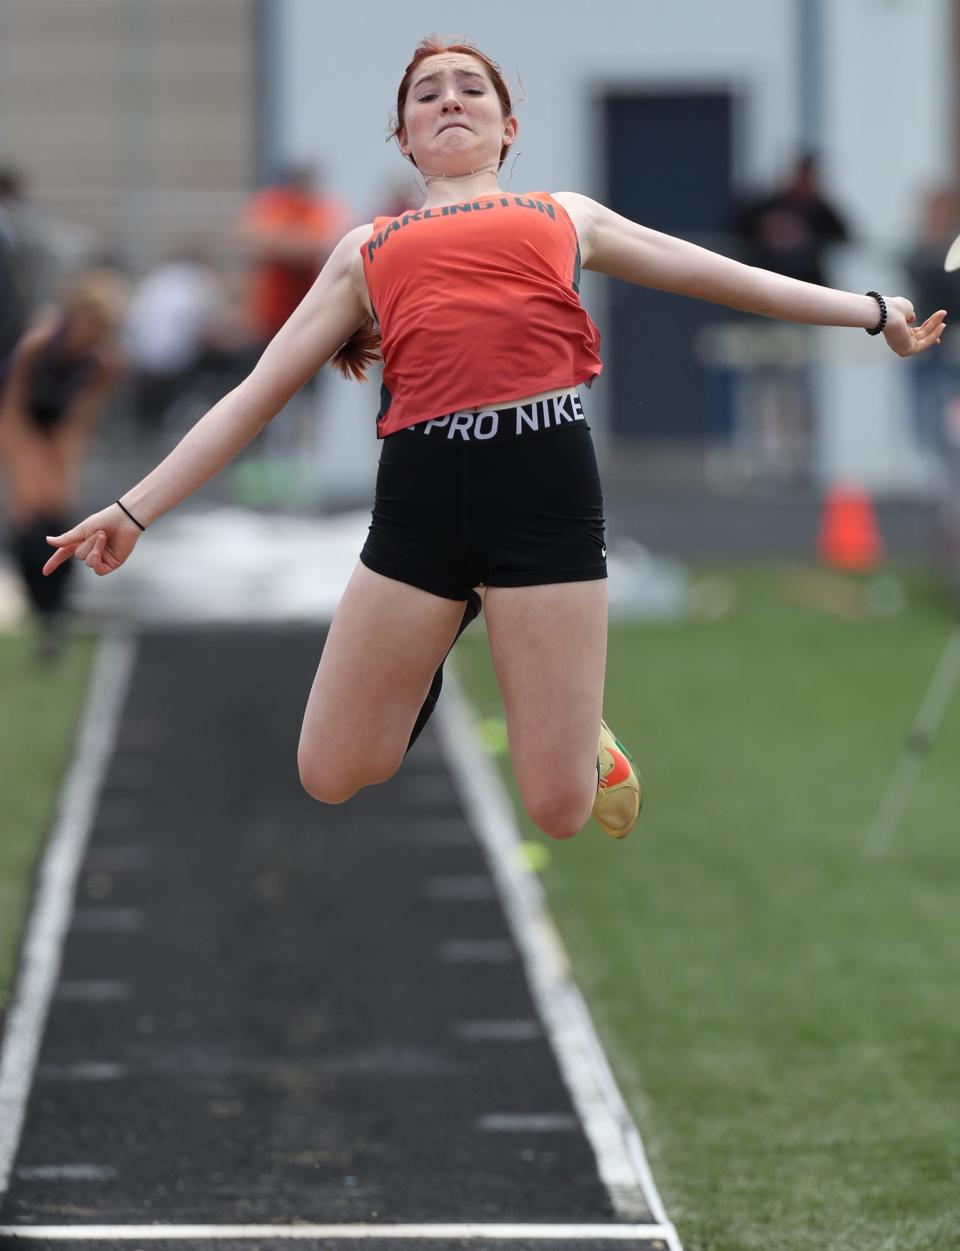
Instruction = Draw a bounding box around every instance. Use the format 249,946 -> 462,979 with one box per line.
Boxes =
360,388 -> 607,601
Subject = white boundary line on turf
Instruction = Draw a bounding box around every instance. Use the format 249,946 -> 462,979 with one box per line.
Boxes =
0,631 -> 137,1198
0,1223 -> 669,1241
436,673 -> 683,1251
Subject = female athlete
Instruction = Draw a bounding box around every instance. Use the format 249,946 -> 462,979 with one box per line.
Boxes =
43,38 -> 946,841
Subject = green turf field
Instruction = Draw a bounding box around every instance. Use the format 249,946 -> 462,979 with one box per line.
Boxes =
0,631 -> 96,1010
455,566 -> 960,1251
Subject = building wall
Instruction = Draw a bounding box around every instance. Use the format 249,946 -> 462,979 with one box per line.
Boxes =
0,0 -> 257,272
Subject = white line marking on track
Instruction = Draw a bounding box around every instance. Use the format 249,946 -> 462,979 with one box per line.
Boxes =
401,817 -> 474,846
452,1019 -> 542,1041
437,939 -> 514,962
15,1165 -> 117,1182
478,1113 -> 579,1132
38,1062 -> 127,1081
0,1223 -> 674,1240
83,846 -> 153,872
55,980 -> 131,1002
0,632 -> 137,1199
70,907 -> 145,933
437,672 -> 683,1248
423,874 -> 496,901
92,798 -> 142,828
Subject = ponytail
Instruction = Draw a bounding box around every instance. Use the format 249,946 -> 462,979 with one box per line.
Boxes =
331,318 -> 382,382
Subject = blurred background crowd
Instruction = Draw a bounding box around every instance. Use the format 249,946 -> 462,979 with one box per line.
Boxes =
1,0 -> 959,652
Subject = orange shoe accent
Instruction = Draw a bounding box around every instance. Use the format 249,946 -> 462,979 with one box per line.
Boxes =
817,483 -> 883,572
593,719 -> 642,839
601,747 -> 632,790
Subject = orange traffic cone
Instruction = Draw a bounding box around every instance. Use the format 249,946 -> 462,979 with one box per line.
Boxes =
817,482 -> 884,572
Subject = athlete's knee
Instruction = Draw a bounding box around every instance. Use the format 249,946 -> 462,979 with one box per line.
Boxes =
523,783 -> 595,842
297,747 -> 402,805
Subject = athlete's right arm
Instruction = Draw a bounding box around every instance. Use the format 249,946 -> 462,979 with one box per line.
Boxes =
44,223 -> 373,577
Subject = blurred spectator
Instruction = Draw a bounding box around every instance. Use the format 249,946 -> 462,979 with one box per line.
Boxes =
729,154 -> 851,482
0,268 -> 128,661
233,164 -> 351,496
125,248 -> 224,436
0,230 -> 26,360
735,153 -> 850,286
238,163 -> 349,348
902,184 -> 960,457
0,166 -> 59,317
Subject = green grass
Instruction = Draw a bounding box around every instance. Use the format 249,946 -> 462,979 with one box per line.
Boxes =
454,566 -> 960,1251
0,630 -> 96,1010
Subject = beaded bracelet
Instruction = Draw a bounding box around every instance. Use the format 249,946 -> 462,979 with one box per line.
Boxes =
865,291 -> 887,336
115,499 -> 146,531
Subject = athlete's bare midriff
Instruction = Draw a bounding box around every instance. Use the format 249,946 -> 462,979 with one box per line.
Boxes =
461,385 -> 576,412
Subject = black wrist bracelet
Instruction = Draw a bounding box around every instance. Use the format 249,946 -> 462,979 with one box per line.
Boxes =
116,499 -> 146,531
865,291 -> 887,336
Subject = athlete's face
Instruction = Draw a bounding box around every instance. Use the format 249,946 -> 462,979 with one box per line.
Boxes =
398,53 -> 517,175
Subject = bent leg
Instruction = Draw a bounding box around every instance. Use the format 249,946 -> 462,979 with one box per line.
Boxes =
298,563 -> 470,803
484,580 -> 607,840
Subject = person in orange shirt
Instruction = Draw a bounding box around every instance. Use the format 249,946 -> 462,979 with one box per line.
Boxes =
239,164 -> 348,347
235,165 -> 349,484
45,39 -> 944,841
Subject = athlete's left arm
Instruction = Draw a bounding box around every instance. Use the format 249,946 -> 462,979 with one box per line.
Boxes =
554,191 -> 945,358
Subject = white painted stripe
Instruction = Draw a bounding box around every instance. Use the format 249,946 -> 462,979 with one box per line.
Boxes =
0,1223 -> 672,1240
15,1165 -> 116,1182
423,875 -> 496,901
452,1019 -> 542,1041
0,633 -> 136,1198
71,907 -> 144,933
402,818 -> 473,846
84,846 -> 153,872
478,1113 -> 579,1132
56,980 -> 131,1002
39,1062 -> 127,1081
107,757 -> 156,789
92,797 -> 143,827
437,939 -> 514,962
437,673 -> 683,1249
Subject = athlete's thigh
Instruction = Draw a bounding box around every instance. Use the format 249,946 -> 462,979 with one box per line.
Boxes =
484,580 -> 607,796
299,563 -> 468,784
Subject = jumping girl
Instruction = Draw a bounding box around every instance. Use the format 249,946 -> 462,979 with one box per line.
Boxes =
43,38 -> 946,841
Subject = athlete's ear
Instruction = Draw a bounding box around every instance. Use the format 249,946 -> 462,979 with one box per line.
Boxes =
396,127 -> 411,159
502,116 -> 519,148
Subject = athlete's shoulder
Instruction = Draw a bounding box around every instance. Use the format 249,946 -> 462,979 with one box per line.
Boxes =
550,193 -> 613,260
331,223 -> 375,265
322,224 -> 374,303
551,191 -> 602,223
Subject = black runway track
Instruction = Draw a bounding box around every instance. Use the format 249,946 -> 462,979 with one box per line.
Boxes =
0,629 -> 664,1251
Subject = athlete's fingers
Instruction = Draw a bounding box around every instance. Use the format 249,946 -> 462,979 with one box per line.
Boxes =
82,532 -> 106,571
42,543 -> 79,576
46,525 -> 83,550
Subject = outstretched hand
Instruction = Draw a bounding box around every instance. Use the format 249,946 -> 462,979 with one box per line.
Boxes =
882,298 -> 946,357
43,505 -> 143,577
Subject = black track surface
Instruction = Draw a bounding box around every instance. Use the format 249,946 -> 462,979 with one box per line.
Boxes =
1,629 -> 660,1250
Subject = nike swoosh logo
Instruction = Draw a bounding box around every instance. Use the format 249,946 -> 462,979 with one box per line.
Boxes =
602,748 -> 631,789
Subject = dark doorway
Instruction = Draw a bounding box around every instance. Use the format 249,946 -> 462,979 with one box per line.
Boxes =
603,91 -> 737,439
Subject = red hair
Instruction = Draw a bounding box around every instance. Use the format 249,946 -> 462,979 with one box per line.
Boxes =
331,37 -> 513,383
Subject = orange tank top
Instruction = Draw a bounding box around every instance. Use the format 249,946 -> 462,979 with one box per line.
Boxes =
361,191 -> 602,436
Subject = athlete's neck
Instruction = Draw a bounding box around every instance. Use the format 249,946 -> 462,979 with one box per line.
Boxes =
420,167 -> 503,209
